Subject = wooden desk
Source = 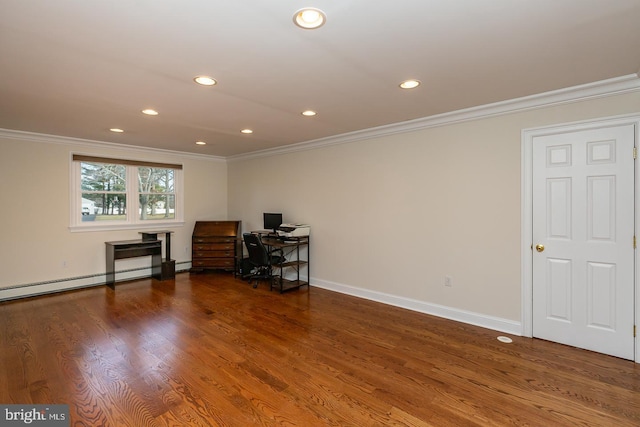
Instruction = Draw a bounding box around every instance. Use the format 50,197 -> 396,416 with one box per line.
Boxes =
105,239 -> 162,289
191,221 -> 241,275
261,236 -> 310,293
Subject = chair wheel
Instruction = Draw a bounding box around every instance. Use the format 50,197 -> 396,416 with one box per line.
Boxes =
252,283 -> 258,289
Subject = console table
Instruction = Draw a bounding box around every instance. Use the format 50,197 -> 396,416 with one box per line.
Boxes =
139,230 -> 175,280
105,239 -> 162,289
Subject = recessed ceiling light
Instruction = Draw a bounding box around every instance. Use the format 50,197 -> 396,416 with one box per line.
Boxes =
194,76 -> 217,86
195,141 -> 206,145
109,128 -> 124,133
399,80 -> 421,89
142,109 -> 159,116
301,110 -> 317,116
293,8 -> 326,29
241,129 -> 253,134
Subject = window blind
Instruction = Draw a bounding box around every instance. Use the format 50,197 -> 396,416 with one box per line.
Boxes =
72,154 -> 182,170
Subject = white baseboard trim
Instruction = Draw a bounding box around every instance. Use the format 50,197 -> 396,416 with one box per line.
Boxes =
2,269 -> 521,337
311,278 -> 522,336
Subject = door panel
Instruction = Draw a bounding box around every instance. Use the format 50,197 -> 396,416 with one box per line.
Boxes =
587,261 -> 616,330
532,124 -> 635,360
546,258 -> 572,321
547,178 -> 571,239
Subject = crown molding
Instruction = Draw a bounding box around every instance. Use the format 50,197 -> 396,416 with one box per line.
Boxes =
228,73 -> 640,162
0,128 -> 227,162
2,74 -> 638,163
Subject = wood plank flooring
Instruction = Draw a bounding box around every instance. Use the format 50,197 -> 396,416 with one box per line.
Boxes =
1,272 -> 639,426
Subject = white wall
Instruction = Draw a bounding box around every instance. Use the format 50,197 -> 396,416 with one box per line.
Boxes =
0,133 -> 228,298
2,89 -> 638,334
228,91 -> 640,333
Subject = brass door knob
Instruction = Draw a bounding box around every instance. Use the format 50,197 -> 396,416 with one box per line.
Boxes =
535,244 -> 545,252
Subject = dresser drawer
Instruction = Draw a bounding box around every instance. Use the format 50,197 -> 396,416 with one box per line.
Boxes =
192,243 -> 235,251
192,258 -> 236,268
193,237 -> 236,244
193,250 -> 234,258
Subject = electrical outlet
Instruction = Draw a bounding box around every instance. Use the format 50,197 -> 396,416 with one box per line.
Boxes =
62,260 -> 68,268
444,275 -> 452,287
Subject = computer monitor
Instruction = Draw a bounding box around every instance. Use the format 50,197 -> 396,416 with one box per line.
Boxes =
263,212 -> 283,233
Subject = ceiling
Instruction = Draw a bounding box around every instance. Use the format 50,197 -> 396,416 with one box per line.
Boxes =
1,1 -> 639,158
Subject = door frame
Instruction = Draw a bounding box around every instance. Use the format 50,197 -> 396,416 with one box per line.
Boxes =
521,113 -> 640,363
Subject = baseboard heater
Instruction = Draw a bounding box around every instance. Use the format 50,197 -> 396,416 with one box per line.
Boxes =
0,261 -> 192,302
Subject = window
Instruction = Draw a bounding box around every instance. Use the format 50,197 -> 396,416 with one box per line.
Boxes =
71,155 -> 183,231
81,162 -> 127,220
137,167 -> 175,221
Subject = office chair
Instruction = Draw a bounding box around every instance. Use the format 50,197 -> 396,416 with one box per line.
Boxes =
242,233 -> 284,289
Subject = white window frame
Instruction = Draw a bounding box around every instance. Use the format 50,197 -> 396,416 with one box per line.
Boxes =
69,154 -> 184,232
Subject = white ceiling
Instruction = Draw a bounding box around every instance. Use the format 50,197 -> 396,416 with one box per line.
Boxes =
1,0 -> 639,157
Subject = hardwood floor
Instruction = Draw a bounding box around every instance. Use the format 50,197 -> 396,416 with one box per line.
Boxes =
1,272 -> 639,426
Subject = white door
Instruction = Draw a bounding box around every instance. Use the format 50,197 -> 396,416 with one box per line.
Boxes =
532,124 -> 635,360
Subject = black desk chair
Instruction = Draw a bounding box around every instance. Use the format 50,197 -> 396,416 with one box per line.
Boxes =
243,233 -> 284,289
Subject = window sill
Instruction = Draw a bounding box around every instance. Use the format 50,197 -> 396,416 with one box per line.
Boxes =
69,221 -> 185,233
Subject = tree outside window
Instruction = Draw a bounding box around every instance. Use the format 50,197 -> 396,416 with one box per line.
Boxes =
81,162 -> 126,220
138,167 -> 175,220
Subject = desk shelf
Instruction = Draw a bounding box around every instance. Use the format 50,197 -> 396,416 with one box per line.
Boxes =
280,260 -> 308,269
105,239 -> 162,289
139,230 -> 175,280
261,236 -> 309,293
274,278 -> 308,292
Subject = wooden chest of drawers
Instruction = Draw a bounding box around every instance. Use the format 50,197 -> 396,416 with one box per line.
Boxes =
191,221 -> 241,274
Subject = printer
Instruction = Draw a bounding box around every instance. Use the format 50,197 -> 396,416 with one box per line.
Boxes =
277,223 -> 311,237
